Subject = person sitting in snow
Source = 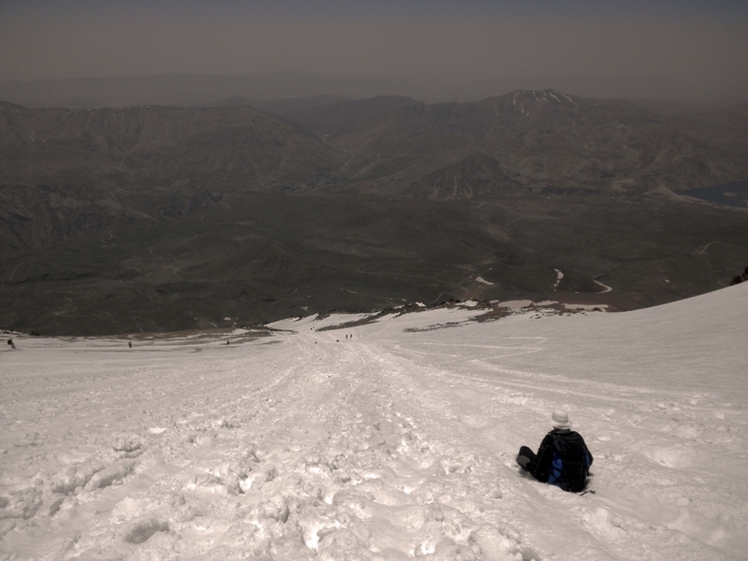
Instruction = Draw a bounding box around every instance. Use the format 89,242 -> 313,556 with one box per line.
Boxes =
516,410 -> 593,492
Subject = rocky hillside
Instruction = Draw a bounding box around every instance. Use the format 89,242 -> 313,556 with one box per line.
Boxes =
403,153 -> 522,200
278,90 -> 748,196
0,102 -> 340,186
0,102 -> 340,253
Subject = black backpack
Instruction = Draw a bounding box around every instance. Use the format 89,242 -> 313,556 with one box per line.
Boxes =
547,432 -> 591,492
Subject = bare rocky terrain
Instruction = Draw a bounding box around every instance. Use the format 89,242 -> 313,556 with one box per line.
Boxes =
1,90 -> 746,335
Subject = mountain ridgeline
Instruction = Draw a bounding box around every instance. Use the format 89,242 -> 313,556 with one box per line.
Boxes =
1,90 -> 747,335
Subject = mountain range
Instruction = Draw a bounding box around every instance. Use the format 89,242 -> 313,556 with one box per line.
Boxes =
1,90 -> 746,335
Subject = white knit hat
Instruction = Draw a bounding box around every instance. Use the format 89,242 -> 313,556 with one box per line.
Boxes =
552,410 -> 572,430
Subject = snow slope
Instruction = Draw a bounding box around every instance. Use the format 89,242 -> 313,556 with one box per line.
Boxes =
1,283 -> 747,560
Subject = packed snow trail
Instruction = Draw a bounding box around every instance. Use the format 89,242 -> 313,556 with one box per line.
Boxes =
1,283 -> 747,560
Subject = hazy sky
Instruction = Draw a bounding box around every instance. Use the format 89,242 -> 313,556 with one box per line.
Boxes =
1,0 -> 747,102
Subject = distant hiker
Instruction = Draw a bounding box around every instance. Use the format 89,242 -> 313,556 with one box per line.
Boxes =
7,339 -> 16,349
516,410 -> 593,492
128,341 -> 132,349
226,340 -> 230,345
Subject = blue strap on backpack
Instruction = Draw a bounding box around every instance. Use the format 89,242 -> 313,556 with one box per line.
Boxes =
548,432 -> 590,492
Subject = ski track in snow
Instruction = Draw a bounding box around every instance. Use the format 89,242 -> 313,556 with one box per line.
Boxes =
1,284 -> 747,560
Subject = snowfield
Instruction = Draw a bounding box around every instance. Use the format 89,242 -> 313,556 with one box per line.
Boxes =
1,283 -> 747,561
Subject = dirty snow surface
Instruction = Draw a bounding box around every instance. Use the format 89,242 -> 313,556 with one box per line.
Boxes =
2,284 -> 747,561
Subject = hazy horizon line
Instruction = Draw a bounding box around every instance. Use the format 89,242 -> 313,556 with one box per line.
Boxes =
2,71 -> 747,110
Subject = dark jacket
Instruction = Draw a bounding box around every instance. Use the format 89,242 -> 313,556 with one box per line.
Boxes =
531,429 -> 593,490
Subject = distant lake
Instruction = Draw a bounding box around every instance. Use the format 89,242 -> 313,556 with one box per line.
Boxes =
683,181 -> 748,207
